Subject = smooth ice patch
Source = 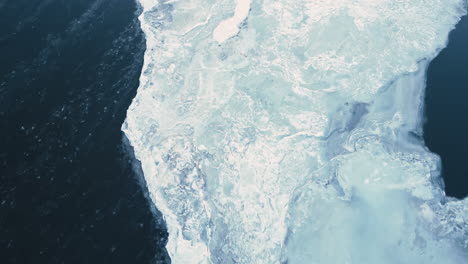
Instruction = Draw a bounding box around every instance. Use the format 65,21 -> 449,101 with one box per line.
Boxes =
213,0 -> 251,43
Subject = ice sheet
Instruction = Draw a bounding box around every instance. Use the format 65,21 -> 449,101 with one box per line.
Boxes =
123,0 -> 468,263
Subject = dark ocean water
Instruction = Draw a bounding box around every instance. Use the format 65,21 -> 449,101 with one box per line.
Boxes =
424,15 -> 468,199
0,0 -> 169,263
0,0 -> 467,263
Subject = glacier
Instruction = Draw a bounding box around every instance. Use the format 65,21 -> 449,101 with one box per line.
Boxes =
123,0 -> 468,263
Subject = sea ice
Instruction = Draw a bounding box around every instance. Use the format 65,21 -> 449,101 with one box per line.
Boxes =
123,0 -> 468,263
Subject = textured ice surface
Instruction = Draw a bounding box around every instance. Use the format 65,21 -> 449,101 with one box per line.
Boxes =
123,0 -> 468,263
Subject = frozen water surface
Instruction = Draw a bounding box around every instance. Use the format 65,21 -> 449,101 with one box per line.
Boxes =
123,0 -> 468,263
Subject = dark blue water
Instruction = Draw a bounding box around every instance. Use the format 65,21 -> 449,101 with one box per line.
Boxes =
0,0 -> 169,263
424,15 -> 468,199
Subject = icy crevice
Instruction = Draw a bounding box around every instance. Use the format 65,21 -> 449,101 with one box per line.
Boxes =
124,0 -> 468,263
